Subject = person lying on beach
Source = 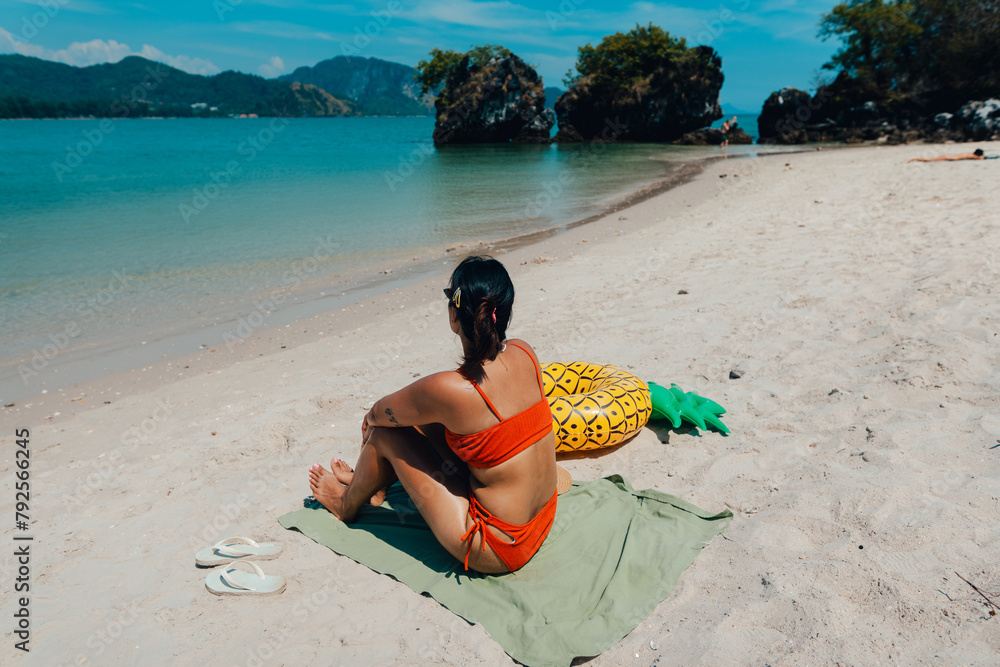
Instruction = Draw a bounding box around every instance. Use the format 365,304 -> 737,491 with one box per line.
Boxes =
907,148 -> 999,162
308,255 -> 558,574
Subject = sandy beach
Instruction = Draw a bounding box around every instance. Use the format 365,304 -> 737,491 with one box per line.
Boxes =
3,141 -> 999,665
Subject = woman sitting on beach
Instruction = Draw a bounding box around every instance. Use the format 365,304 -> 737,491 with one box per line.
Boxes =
308,256 -> 558,574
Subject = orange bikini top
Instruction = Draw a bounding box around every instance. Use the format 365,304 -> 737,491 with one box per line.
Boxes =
445,342 -> 554,469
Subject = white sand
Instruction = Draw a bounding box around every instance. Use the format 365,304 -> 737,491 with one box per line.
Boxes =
3,141 -> 999,665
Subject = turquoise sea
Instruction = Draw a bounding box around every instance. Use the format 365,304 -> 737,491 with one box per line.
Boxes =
0,116 -> 761,401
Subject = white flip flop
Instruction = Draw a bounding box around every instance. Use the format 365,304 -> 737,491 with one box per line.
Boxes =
195,536 -> 282,567
205,561 -> 286,597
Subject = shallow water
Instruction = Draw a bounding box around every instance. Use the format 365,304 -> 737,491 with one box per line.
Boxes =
0,116 -> 762,397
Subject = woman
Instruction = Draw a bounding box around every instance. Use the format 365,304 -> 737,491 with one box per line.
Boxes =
907,148 -> 998,162
308,255 -> 558,574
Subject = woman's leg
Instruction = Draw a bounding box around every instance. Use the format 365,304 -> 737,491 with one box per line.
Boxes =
329,457 -> 394,506
415,422 -> 472,483
326,423 -> 466,506
308,426 -> 507,573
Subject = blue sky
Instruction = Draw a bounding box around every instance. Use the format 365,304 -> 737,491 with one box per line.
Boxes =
0,0 -> 843,110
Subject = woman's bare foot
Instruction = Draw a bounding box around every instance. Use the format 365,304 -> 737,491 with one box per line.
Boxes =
308,463 -> 357,521
330,457 -> 387,506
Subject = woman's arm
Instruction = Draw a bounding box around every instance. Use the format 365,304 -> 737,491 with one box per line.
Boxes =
363,372 -> 454,432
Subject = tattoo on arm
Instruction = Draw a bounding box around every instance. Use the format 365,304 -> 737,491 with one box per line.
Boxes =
384,407 -> 400,426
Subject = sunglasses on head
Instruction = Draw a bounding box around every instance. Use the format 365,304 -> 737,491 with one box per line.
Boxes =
443,286 -> 461,308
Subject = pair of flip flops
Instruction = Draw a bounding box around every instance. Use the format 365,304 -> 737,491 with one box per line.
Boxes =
197,536 -> 286,596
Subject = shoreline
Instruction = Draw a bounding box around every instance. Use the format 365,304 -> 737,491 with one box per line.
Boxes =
0,142 -> 812,419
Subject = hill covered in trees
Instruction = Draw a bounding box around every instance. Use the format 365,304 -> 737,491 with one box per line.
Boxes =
0,54 -> 432,118
280,56 -> 432,116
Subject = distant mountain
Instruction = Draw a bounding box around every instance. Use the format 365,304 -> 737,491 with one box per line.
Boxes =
0,54 -> 353,118
544,87 -> 563,109
280,56 -> 433,116
721,103 -> 755,115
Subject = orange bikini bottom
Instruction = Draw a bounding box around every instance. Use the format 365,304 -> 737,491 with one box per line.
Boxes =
460,487 -> 557,572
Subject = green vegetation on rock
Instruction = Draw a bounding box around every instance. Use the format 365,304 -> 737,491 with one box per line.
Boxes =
415,44 -> 511,103
819,0 -> 1000,110
571,24 -> 692,96
555,23 -> 723,142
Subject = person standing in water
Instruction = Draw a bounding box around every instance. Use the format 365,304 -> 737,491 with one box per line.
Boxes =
720,116 -> 738,150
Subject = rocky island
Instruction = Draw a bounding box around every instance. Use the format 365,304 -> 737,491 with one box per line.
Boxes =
758,0 -> 999,145
416,47 -> 553,145
555,26 -> 723,143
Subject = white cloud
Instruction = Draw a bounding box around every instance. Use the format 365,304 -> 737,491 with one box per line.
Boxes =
0,28 -> 220,75
137,45 -> 220,75
404,0 -> 550,31
239,0 -> 354,9
49,38 -> 134,66
14,0 -> 110,14
258,55 -> 285,77
231,20 -> 338,41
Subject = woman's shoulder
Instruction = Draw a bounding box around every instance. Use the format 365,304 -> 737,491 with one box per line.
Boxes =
419,369 -> 466,389
506,339 -> 540,362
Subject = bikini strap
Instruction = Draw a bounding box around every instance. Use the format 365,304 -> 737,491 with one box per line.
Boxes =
456,368 -> 503,421
505,342 -> 545,398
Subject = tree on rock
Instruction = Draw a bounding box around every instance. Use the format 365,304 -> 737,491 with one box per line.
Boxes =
555,24 -> 724,142
418,46 -> 555,145
416,45 -> 511,102
819,0 -> 1000,111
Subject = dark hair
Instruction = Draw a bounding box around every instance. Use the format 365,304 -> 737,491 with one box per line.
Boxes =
974,148 -> 984,157
447,255 -> 514,383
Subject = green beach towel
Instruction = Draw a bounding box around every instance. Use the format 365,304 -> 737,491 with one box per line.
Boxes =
279,475 -> 732,667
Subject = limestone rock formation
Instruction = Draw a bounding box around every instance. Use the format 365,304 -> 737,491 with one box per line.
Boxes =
756,88 -> 818,143
758,76 -> 1000,145
431,54 -> 554,145
673,126 -> 751,145
952,99 -> 1000,140
554,46 -> 723,143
